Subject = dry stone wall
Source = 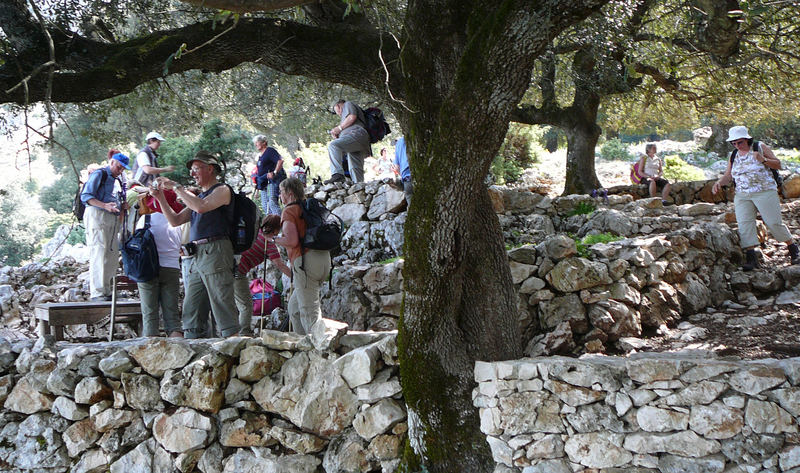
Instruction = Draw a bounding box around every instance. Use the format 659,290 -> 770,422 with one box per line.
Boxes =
474,354 -> 800,473
0,323 -> 405,473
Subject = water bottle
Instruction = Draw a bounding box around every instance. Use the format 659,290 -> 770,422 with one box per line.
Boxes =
236,217 -> 247,246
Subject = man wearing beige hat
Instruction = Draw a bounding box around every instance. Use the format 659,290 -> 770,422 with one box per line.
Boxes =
152,151 -> 240,338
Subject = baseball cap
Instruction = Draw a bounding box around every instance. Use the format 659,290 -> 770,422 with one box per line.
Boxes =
146,131 -> 165,142
111,153 -> 131,170
186,150 -> 222,173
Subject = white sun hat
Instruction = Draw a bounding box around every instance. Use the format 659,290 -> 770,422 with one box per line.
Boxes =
727,126 -> 751,142
146,131 -> 166,141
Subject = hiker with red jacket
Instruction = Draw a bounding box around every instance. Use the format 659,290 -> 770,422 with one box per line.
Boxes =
325,99 -> 370,185
712,125 -> 800,271
233,214 -> 290,335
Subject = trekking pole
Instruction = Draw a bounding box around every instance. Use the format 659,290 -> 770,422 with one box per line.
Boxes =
260,230 -> 268,333
109,206 -> 127,342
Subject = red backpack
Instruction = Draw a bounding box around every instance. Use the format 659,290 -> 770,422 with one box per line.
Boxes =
250,278 -> 281,316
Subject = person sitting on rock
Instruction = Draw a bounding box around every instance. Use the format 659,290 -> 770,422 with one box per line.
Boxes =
636,143 -> 671,205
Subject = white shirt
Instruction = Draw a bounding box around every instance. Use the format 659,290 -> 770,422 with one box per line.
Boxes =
135,212 -> 182,269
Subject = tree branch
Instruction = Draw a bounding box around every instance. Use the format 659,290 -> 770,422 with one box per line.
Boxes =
0,17 -> 401,105
178,0 -> 313,13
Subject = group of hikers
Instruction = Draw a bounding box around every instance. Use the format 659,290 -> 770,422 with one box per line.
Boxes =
634,125 -> 799,270
79,99 -> 412,338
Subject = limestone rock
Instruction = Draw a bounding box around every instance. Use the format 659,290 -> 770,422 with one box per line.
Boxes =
128,339 -> 194,377
98,350 -> 135,379
662,380 -> 727,406
729,366 -> 786,396
322,429 -> 374,473
222,448 -> 320,473
109,438 -> 172,473
92,407 -> 138,432
63,418 -> 100,456
367,185 -> 406,220
525,434 -> 564,459
334,342 -> 381,388
46,368 -> 80,397
538,294 -> 588,333
745,399 -> 797,434
546,257 -> 612,292
52,395 -> 89,420
4,375 -> 53,413
623,430 -> 721,457
219,412 -> 273,447
636,406 -> 689,432
544,379 -> 605,407
153,407 -> 216,453
333,203 -> 367,227
689,401 -> 743,439
236,346 -> 286,382
658,453 -> 725,473
224,378 -> 251,404
353,398 -> 406,441
74,376 -> 113,404
564,432 -> 632,468
160,352 -> 233,414
310,317 -> 349,352
121,372 -> 163,411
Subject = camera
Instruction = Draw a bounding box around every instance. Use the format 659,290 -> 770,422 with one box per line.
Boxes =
181,242 -> 197,256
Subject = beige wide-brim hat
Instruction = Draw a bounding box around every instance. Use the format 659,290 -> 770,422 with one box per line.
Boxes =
186,151 -> 222,173
727,126 -> 752,142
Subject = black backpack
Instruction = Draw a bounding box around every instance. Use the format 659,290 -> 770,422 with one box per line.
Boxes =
121,214 -> 159,283
226,185 -> 258,254
73,171 -> 108,222
296,198 -> 343,251
729,141 -> 784,190
361,107 -> 391,144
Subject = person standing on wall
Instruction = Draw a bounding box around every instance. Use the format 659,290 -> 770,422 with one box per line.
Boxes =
325,99 -> 370,185
253,135 -> 286,215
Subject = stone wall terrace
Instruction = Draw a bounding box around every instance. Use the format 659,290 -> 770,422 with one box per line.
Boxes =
475,354 -> 800,473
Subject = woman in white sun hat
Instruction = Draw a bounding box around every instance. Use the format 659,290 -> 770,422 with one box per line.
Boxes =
712,125 -> 799,271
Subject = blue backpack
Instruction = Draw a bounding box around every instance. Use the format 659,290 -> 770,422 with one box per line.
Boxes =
121,214 -> 159,283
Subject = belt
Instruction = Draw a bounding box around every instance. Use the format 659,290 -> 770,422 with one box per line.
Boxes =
192,235 -> 228,246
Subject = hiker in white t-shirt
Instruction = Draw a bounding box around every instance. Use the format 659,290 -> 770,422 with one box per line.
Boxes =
636,143 -> 671,205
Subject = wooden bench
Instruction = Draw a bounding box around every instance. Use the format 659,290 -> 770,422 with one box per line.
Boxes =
35,301 -> 143,341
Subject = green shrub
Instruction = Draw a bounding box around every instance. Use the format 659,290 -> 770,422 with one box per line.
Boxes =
663,155 -> 706,182
40,175 -> 80,214
566,201 -> 595,217
490,124 -> 544,184
599,138 -> 632,161
575,233 -> 623,258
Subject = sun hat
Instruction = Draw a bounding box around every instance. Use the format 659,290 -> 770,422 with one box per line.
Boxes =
146,131 -> 166,142
111,152 -> 131,170
186,150 -> 222,173
727,126 -> 752,142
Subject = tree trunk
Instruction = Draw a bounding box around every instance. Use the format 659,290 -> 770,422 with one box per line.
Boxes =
563,120 -> 602,195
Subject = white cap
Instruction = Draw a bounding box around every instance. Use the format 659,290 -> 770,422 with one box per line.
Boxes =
727,126 -> 751,142
146,131 -> 165,141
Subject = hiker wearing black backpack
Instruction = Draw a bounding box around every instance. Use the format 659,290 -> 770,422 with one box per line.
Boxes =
152,151 -> 241,338
274,177 -> 333,334
325,99 -> 371,185
81,151 -> 131,301
712,126 -> 800,271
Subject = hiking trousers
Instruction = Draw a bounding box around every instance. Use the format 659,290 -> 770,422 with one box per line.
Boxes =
182,239 -> 239,338
138,266 -> 181,336
288,249 -> 331,335
85,206 -> 120,298
734,189 -> 792,248
328,127 -> 370,184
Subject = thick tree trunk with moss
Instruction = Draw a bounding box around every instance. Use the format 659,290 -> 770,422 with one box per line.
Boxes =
395,1 -> 608,471
563,119 -> 602,195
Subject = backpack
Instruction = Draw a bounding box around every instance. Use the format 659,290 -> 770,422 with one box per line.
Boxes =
250,278 -> 282,318
296,198 -> 343,251
361,107 -> 391,144
729,141 -> 784,190
73,171 -> 108,222
226,185 -> 259,254
121,214 -> 159,283
630,156 -> 646,185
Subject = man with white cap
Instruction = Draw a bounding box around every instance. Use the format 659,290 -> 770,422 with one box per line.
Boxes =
133,131 -> 175,187
81,152 -> 131,301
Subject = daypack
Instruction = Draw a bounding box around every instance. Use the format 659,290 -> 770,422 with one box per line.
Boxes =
250,278 -> 282,318
226,185 -> 259,254
729,141 -> 784,190
296,198 -> 343,251
73,170 -> 108,222
630,157 -> 646,185
361,107 -> 391,144
121,214 -> 159,283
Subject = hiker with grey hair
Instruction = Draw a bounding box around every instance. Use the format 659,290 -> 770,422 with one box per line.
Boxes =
712,125 -> 800,271
152,151 -> 240,338
325,99 -> 370,184
253,135 -> 285,215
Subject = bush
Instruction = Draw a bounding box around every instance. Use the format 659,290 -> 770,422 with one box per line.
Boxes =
566,201 -> 596,217
40,175 -> 80,214
599,138 -> 633,161
0,180 -> 47,266
663,155 -> 706,182
575,233 -> 623,258
490,124 -> 544,185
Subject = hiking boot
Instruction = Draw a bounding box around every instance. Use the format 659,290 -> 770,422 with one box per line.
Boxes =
323,173 -> 345,185
742,249 -> 759,271
788,243 -> 800,266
